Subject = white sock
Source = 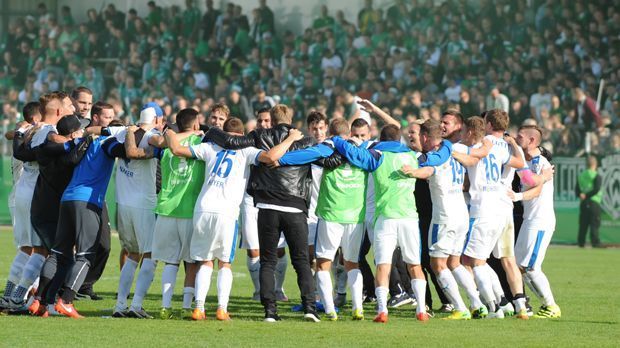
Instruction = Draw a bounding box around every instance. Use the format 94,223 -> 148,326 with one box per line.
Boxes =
513,295 -> 527,312
247,256 -> 260,294
335,261 -> 347,294
30,277 -> 40,293
316,270 -> 335,313
116,258 -> 138,310
183,287 -> 194,309
411,279 -> 427,314
275,254 -> 288,293
161,264 -> 179,308
18,253 -> 45,289
131,258 -> 157,310
5,251 -> 30,297
375,286 -> 389,314
484,264 -> 505,303
452,265 -> 484,309
347,269 -> 363,311
437,269 -> 467,312
194,265 -> 213,311
473,265 -> 497,312
525,270 -> 556,306
217,268 -> 233,312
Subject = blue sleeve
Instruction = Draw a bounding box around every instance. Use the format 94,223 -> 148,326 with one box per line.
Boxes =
420,140 -> 452,167
332,136 -> 382,172
278,144 -> 334,166
103,138 -> 126,158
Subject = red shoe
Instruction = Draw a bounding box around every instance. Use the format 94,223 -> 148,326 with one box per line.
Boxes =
28,299 -> 40,314
54,299 -> 84,319
416,312 -> 430,322
32,303 -> 48,318
373,312 -> 388,323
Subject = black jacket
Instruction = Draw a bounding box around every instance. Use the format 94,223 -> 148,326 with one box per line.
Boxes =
204,124 -> 344,213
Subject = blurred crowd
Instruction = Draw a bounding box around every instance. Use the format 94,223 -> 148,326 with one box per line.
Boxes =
1,0 -> 619,156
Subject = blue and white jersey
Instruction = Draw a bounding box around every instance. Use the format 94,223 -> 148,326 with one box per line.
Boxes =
62,136 -> 124,208
467,135 -> 511,218
523,155 -> 555,223
429,142 -> 468,223
190,142 -> 262,219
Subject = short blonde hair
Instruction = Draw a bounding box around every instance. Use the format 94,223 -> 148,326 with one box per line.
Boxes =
270,104 -> 293,125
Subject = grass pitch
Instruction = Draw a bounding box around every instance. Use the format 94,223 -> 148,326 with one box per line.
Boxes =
0,227 -> 618,347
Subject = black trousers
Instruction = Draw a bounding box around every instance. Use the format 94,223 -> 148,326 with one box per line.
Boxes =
389,247 -> 412,296
257,209 -> 315,312
40,201 -> 102,305
79,203 -> 111,293
578,201 -> 601,247
358,230 -> 375,297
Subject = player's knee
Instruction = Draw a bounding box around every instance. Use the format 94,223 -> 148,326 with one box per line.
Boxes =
19,246 -> 33,254
316,258 -> 331,271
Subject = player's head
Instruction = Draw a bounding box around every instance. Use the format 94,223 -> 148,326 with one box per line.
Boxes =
586,155 -> 598,169
71,86 -> 93,117
351,118 -> 370,142
22,101 -> 41,124
484,109 -> 510,134
176,107 -> 200,132
419,119 -> 442,152
306,110 -> 328,142
270,104 -> 293,125
91,101 -> 115,127
462,116 -> 485,145
39,91 -> 74,123
223,117 -> 245,136
406,120 -> 423,151
379,124 -> 400,142
209,103 -> 230,129
440,109 -> 463,140
139,102 -> 164,126
328,117 -> 349,138
516,125 -> 543,150
256,107 -> 271,129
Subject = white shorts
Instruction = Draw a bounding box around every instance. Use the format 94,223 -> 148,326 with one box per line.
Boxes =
308,219 -> 318,246
12,193 -> 41,248
152,216 -> 194,264
373,216 -> 421,265
515,219 -> 554,271
428,215 -> 469,258
463,216 -> 504,260
191,212 -> 238,263
117,204 -> 156,254
315,220 -> 364,263
492,214 -> 515,258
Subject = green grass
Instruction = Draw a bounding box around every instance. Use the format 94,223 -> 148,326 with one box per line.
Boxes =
0,227 -> 619,347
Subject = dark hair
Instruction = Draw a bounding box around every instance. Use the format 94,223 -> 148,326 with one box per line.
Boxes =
256,107 -> 271,117
380,124 -> 401,141
442,109 -> 464,124
91,101 -> 113,117
223,117 -> 244,134
176,108 -> 199,131
71,86 -> 93,100
306,110 -> 327,127
351,118 -> 369,130
22,101 -> 41,124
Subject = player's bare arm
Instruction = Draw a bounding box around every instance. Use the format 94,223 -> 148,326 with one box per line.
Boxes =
125,125 -> 155,159
164,129 -> 193,158
468,137 -> 493,158
258,129 -> 304,164
508,183 -> 543,202
400,165 -> 434,179
357,99 -> 400,128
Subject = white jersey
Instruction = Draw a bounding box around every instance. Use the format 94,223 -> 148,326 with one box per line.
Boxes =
307,164 -> 323,223
364,140 -> 377,222
429,143 -> 468,223
191,143 -> 262,219
467,135 -> 511,218
498,145 -> 527,213
523,154 -> 555,223
115,128 -> 159,209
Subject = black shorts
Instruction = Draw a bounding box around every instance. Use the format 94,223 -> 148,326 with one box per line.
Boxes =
31,215 -> 58,250
52,201 -> 102,258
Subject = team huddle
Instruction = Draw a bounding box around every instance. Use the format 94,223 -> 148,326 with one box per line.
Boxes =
1,87 -> 561,323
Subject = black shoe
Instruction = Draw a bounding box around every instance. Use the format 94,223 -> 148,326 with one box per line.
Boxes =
77,288 -> 103,301
264,311 -> 282,323
112,309 -> 128,318
127,307 -> 153,319
438,303 -> 455,313
363,295 -> 377,304
303,309 -> 321,322
387,292 -> 413,308
525,296 -> 534,316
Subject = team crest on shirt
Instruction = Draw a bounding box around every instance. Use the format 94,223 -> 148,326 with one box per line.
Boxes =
601,155 -> 620,219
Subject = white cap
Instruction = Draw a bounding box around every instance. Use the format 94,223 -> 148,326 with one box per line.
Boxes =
139,107 -> 156,125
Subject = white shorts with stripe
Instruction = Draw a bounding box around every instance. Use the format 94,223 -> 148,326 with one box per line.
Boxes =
373,216 -> 421,265
428,215 -> 469,258
463,216 -> 504,260
515,219 -> 554,271
117,204 -> 156,254
152,216 -> 194,264
314,219 -> 364,263
191,212 -> 239,263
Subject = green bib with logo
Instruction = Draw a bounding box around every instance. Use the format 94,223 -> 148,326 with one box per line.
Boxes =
373,151 -> 419,221
316,162 -> 368,223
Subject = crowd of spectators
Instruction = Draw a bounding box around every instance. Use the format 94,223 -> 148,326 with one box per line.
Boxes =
1,0 -> 619,157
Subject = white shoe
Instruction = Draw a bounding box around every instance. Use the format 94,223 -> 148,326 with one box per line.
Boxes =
500,302 -> 515,316
487,309 -> 505,319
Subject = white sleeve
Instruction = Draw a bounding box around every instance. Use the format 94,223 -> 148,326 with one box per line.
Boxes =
190,143 -> 213,161
244,147 -> 264,167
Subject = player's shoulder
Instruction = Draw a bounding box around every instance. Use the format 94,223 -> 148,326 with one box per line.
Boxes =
452,142 -> 468,153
